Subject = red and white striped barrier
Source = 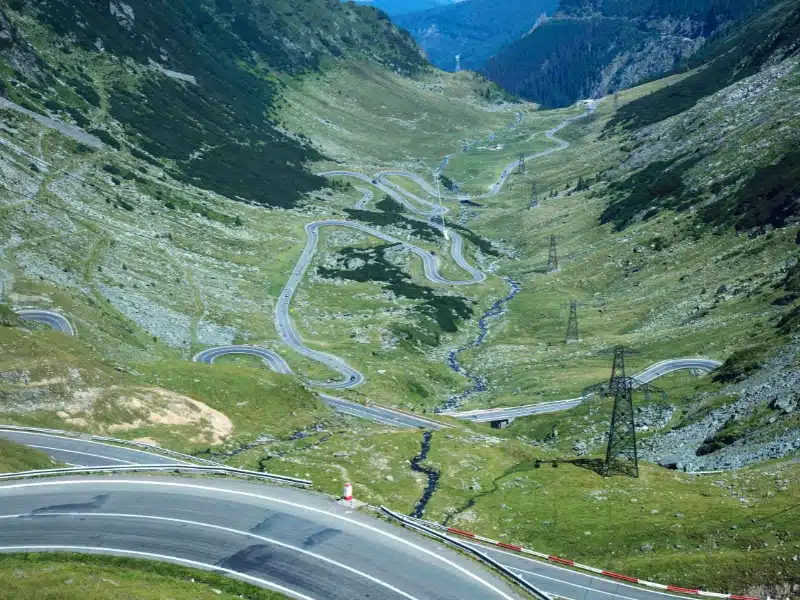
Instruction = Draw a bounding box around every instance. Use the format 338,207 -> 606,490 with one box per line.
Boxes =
409,518 -> 759,600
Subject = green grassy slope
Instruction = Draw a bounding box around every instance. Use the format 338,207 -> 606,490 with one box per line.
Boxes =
0,439 -> 59,472
0,553 -> 289,599
264,49 -> 799,595
0,0 -> 797,594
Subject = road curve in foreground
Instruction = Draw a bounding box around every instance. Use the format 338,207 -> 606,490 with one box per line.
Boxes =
14,309 -> 75,336
445,358 -> 721,422
0,476 -> 522,600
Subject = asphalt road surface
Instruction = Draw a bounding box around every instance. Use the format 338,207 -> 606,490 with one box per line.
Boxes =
193,345 -> 293,375
319,394 -> 443,430
0,430 -> 187,467
463,540 -> 690,600
0,465 -> 695,600
446,358 -> 721,422
14,309 -> 75,336
0,476 -> 523,600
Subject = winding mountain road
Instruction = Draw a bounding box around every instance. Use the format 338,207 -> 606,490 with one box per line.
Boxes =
193,345 -> 293,375
14,309 -> 75,336
446,359 -> 722,423
12,106 -> 720,429
273,219 -> 485,391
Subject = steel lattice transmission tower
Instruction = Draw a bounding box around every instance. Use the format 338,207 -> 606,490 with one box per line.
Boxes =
613,91 -> 620,111
546,235 -> 559,273
565,300 -> 580,343
517,153 -> 526,175
605,346 -> 639,477
530,183 -> 539,209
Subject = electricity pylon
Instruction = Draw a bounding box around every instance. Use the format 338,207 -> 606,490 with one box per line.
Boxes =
605,346 -> 639,477
565,300 -> 580,343
546,235 -> 559,273
613,91 -> 620,111
530,183 -> 539,209
517,153 -> 526,175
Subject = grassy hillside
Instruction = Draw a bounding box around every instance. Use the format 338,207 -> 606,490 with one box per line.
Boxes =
1,0 -> 424,209
0,2 -> 524,439
0,0 -> 797,594
0,553 -> 289,599
0,439 -> 58,472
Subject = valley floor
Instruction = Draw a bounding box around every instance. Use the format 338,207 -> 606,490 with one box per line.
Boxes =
0,50 -> 798,598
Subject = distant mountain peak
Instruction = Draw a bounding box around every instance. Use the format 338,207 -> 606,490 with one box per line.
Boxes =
395,0 -> 559,72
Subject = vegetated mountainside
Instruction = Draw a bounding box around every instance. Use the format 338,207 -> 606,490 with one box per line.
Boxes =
394,0 -> 559,72
0,0 -> 517,445
0,0 -> 431,445
607,0 -> 800,131
1,0 -> 425,209
483,0 -> 774,107
1,0 -> 799,593
351,0 -> 452,17
601,0 -> 800,234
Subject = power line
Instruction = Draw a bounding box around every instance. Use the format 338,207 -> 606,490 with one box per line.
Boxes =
546,235 -> 559,274
564,300 -> 580,343
604,346 -> 639,478
530,182 -> 539,209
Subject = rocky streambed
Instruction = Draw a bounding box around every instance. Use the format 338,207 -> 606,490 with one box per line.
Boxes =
438,276 -> 521,412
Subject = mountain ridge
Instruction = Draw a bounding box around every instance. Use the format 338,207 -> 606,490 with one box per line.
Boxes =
483,0 -> 776,107
395,0 -> 559,72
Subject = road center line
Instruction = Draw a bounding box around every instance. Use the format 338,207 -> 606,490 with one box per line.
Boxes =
25,445 -> 137,465
0,479 -> 517,599
0,512 -> 421,600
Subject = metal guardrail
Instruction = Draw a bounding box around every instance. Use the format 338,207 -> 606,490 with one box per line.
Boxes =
0,425 -> 220,466
380,506 -> 551,600
0,464 -> 312,487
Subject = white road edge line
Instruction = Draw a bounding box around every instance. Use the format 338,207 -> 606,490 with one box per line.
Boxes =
508,566 -> 656,600
25,445 -> 137,465
462,541 -> 690,600
0,479 -> 517,600
0,430 -> 190,465
0,544 -> 318,600
0,512 -> 421,600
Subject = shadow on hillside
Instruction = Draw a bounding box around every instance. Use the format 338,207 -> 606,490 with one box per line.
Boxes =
566,458 -> 606,476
